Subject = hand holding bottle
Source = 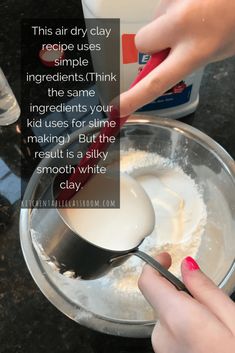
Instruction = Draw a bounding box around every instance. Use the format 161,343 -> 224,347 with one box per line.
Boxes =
120,0 -> 235,117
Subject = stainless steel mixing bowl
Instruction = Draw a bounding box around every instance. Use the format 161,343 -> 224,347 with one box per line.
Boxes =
20,115 -> 235,338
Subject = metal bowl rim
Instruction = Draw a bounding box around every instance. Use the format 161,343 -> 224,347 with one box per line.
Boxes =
20,115 -> 235,337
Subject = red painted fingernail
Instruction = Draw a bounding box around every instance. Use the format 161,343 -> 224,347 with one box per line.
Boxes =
184,257 -> 200,271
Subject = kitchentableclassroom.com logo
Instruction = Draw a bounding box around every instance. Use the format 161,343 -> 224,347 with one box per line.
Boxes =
122,33 -> 150,64
21,199 -> 118,208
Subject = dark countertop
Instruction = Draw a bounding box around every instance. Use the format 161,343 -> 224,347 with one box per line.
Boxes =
0,1 -> 235,353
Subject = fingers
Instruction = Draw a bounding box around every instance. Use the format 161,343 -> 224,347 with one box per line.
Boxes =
120,46 -> 199,117
138,252 -> 189,320
135,17 -> 174,55
153,251 -> 172,269
135,0 -> 178,54
151,321 -> 175,353
181,257 -> 235,333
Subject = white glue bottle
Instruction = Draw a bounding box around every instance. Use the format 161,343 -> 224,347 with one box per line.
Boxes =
81,0 -> 204,119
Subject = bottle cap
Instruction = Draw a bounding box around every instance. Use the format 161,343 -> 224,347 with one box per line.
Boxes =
39,44 -> 65,67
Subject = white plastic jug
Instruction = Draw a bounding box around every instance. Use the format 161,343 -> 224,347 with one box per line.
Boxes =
82,0 -> 204,119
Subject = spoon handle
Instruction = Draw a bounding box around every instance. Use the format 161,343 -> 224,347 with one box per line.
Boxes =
132,249 -> 192,296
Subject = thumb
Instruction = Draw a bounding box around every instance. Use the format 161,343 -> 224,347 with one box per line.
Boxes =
181,257 -> 235,332
138,252 -> 187,320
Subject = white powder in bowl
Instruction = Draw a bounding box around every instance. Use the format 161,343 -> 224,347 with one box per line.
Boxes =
104,149 -> 207,293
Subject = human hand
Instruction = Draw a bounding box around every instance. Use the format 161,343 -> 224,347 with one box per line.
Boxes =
138,253 -> 235,353
120,0 -> 235,117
